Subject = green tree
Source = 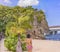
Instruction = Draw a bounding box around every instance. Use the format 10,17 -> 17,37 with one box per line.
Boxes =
5,15 -> 32,52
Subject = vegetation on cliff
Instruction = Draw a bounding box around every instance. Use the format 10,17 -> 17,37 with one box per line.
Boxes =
0,5 -> 48,52
0,5 -> 46,32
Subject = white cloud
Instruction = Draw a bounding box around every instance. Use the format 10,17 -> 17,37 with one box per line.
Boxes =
17,0 -> 39,7
3,0 -> 11,4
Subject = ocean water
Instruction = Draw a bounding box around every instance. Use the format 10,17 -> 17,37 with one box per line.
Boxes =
45,34 -> 60,41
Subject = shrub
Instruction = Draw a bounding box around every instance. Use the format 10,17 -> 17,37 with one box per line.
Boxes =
4,34 -> 27,52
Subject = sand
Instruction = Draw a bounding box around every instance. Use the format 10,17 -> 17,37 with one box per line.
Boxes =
0,39 -> 60,52
32,39 -> 60,52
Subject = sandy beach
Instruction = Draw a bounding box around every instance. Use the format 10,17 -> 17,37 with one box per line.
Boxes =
32,39 -> 60,52
0,39 -> 60,52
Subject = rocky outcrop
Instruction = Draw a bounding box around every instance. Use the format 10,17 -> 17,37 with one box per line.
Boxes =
28,16 -> 49,39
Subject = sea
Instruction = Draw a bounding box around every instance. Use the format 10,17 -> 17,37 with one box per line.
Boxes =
45,33 -> 60,41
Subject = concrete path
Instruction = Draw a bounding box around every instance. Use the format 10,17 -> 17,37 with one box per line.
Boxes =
32,39 -> 60,52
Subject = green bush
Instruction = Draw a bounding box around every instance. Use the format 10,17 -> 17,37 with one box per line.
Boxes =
4,35 -> 18,52
20,34 -> 27,51
4,34 -> 27,52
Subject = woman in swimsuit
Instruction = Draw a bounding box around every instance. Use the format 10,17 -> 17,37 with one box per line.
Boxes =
26,34 -> 32,52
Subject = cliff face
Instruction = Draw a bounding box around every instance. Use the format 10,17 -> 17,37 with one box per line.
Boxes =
29,16 -> 49,39
40,17 -> 49,34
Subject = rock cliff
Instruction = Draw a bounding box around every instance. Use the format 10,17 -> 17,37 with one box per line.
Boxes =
28,11 -> 49,39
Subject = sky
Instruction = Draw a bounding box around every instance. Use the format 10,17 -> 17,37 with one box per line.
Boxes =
0,0 -> 60,26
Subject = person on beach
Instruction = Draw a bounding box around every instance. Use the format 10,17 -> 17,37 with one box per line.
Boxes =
26,34 -> 32,52
16,33 -> 23,52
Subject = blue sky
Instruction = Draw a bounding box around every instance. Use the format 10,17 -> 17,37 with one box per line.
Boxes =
0,0 -> 60,26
